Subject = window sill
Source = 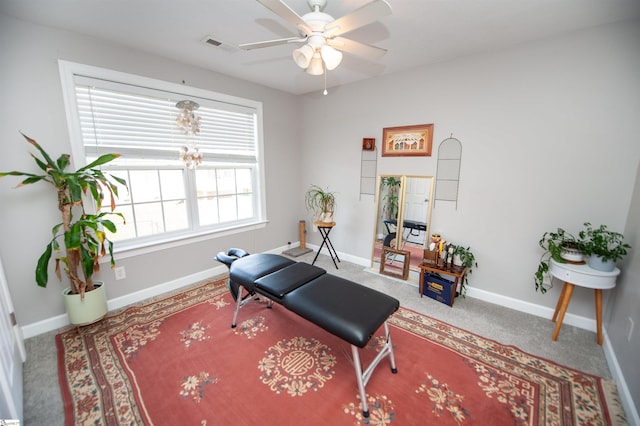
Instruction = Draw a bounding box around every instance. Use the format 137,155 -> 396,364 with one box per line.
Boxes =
108,220 -> 268,261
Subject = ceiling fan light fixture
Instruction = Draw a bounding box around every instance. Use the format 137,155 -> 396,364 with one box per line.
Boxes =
293,44 -> 315,69
306,53 -> 324,75
245,0 -> 392,80
320,45 -> 342,70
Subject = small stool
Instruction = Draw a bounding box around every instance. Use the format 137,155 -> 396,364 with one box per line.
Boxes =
312,221 -> 340,269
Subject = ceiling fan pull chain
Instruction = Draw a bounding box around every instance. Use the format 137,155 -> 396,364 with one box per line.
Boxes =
323,63 -> 328,95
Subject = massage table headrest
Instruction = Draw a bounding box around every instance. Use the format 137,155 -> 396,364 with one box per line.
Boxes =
215,248 -> 250,268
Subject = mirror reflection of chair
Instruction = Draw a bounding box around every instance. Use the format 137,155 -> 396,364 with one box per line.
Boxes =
371,175 -> 434,282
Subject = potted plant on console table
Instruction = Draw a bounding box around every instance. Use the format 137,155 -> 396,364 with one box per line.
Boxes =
452,245 -> 478,287
534,223 -> 631,292
305,184 -> 336,223
0,133 -> 127,326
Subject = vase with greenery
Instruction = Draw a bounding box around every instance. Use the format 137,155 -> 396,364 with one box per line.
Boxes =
534,227 -> 584,293
304,184 -> 336,223
579,222 -> 630,271
0,133 -> 126,302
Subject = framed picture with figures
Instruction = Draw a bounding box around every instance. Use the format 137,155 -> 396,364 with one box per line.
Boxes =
382,124 -> 434,157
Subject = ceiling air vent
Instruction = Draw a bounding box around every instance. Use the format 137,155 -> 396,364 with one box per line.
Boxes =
202,36 -> 222,47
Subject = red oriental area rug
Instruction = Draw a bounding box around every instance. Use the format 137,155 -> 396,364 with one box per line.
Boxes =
56,277 -> 625,425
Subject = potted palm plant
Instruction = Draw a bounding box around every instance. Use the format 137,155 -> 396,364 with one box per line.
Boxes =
0,133 -> 126,325
579,222 -> 631,272
305,184 -> 336,223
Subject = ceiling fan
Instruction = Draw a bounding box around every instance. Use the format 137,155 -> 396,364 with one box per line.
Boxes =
240,0 -> 392,76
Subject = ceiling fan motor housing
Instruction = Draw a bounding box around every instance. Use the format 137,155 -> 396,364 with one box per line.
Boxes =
294,7 -> 342,73
307,0 -> 328,12
300,12 -> 334,42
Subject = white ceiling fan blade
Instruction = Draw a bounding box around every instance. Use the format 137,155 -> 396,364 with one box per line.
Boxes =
255,0 -> 312,36
324,0 -> 392,37
328,37 -> 387,59
239,36 -> 306,50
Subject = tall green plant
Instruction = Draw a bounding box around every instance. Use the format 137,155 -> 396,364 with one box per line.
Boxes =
381,176 -> 401,219
0,133 -> 127,297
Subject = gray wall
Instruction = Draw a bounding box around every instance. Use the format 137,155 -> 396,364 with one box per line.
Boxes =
297,20 -> 640,414
610,162 -> 640,411
1,10 -> 639,413
0,14 -> 304,325
299,20 -> 640,318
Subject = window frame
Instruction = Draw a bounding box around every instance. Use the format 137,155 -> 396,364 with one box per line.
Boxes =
58,60 -> 267,257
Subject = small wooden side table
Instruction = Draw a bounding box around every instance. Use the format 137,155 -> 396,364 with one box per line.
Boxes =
312,221 -> 340,269
549,259 -> 619,345
418,262 -> 467,307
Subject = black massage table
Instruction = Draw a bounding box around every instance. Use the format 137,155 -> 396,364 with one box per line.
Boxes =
215,248 -> 400,418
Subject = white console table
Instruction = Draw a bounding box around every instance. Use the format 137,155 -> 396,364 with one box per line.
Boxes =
549,259 -> 620,345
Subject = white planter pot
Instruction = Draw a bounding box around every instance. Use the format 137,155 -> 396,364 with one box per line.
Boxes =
320,212 -> 334,223
560,246 -> 584,263
62,282 -> 108,326
587,255 -> 615,272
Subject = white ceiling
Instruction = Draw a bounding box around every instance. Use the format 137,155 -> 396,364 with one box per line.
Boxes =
2,0 -> 639,95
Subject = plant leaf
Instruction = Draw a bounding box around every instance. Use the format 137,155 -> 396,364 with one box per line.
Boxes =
0,171 -> 39,178
65,223 -> 82,249
35,244 -> 52,287
106,240 -> 115,268
80,245 -> 95,281
99,218 -> 117,233
21,133 -> 58,169
56,154 -> 70,171
78,153 -> 120,172
67,175 -> 83,203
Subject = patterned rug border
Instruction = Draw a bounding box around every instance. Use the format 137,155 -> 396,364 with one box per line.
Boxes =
56,276 -> 627,425
387,308 -> 626,425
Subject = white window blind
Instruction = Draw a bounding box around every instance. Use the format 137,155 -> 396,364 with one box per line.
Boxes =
74,77 -> 257,163
58,62 -> 267,251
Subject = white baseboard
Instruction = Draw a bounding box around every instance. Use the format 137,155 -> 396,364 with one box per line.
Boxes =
21,264 -> 228,339
20,245 -> 637,423
465,286 -> 597,331
303,243 -> 371,267
20,245 -> 596,336
602,333 -> 640,426
341,249 -> 636,423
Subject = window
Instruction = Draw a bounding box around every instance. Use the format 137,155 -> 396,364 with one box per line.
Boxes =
59,61 -> 266,250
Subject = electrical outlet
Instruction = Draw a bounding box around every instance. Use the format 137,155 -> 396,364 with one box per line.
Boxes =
115,266 -> 126,280
626,317 -> 634,342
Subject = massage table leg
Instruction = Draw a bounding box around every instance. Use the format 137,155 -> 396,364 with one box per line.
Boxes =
231,289 -> 243,328
230,287 -> 274,328
350,322 -> 397,418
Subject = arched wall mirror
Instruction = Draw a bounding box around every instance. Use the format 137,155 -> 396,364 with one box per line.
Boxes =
371,175 -> 435,281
